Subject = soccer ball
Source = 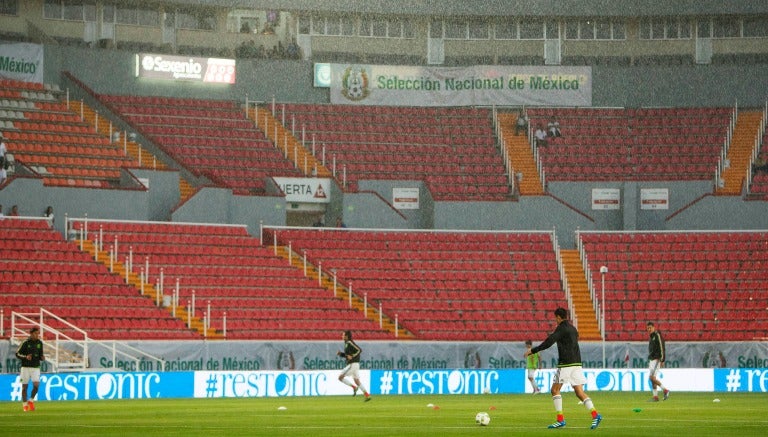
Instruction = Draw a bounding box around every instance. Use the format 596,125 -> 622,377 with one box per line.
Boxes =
475,412 -> 491,426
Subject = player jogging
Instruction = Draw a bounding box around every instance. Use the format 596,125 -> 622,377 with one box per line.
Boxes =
524,340 -> 542,394
647,322 -> 670,401
16,327 -> 46,411
337,330 -> 371,401
525,307 -> 602,430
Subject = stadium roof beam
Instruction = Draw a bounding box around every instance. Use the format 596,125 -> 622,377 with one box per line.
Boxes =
164,0 -> 768,18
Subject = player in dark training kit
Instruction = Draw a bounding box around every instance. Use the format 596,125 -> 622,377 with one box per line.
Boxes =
337,330 -> 371,401
647,322 -> 670,401
16,327 -> 46,411
525,307 -> 602,430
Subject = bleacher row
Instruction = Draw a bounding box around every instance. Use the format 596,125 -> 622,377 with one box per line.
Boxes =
98,93 -> 303,195
580,231 -> 767,341
2,218 -> 765,342
526,107 -> 732,182
0,78 -> 139,188
2,75 -> 767,197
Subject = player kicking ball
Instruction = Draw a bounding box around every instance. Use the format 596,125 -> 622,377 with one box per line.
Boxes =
525,308 -> 602,430
337,330 -> 371,402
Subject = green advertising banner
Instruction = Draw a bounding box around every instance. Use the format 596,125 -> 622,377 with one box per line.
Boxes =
329,64 -> 592,107
0,43 -> 43,84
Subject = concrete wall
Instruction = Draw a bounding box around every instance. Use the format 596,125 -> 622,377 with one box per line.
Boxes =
171,187 -> 287,236
47,46 -> 328,104
45,45 -> 768,108
0,176 -> 150,237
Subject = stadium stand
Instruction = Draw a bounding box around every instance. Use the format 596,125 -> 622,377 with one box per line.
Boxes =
0,78 -> 139,188
1,2 -> 767,352
579,231 -> 768,342
748,128 -> 768,199
526,107 -> 731,182
0,218 -> 196,340
267,227 -> 565,341
280,103 -> 511,200
5,217 -> 767,343
99,95 -> 304,195
69,219 -> 394,340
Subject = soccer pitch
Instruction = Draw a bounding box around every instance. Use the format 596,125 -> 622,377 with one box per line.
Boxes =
1,392 -> 766,436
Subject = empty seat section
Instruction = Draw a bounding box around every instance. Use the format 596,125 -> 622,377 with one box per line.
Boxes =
281,103 -> 510,201
527,107 -> 730,182
268,227 -> 563,341
1,83 -> 138,187
580,231 -> 768,341
0,219 -> 194,340
99,94 -> 303,194
70,219 -> 391,340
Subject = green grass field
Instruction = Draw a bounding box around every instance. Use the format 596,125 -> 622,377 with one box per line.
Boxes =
1,392 -> 766,436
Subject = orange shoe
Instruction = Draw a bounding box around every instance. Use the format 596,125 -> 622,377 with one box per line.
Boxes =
22,403 -> 29,412
28,401 -> 35,411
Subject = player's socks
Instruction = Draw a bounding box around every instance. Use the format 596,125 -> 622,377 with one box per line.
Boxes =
553,394 -> 563,414
583,397 -> 595,411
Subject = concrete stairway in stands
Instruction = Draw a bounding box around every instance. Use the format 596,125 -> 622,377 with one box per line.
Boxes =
80,239 -> 221,339
248,106 -> 333,179
559,249 -> 601,341
497,112 -> 545,195
717,110 -> 763,195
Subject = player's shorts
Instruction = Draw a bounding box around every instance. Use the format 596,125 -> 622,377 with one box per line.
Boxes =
554,365 -> 587,386
648,359 -> 662,377
19,367 -> 41,384
340,362 -> 361,379
527,368 -> 537,379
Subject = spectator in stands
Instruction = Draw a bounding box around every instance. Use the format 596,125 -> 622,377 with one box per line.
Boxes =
525,339 -> 542,394
534,124 -> 549,147
9,204 -> 19,216
312,215 -> 325,227
646,322 -> 670,402
337,330 -> 371,401
525,307 -> 602,430
15,326 -> 46,412
236,40 -> 261,59
0,132 -> 7,168
286,38 -> 300,59
752,157 -> 768,174
515,108 -> 529,136
335,217 -> 347,228
547,116 -> 562,138
44,206 -> 54,225
235,40 -> 248,58
0,166 -> 6,185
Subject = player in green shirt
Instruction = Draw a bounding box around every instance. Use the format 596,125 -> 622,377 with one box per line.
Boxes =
525,340 -> 542,394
